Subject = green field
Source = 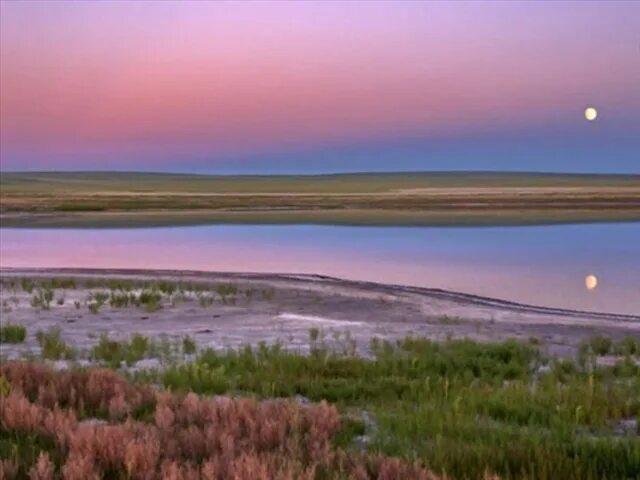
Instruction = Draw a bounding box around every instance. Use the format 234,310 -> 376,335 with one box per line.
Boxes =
3,171 -> 640,194
2,171 -> 639,227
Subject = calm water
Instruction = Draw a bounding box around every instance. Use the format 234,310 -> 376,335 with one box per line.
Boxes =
1,223 -> 639,315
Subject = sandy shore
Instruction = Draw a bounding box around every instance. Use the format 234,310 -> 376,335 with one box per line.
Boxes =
1,268 -> 638,359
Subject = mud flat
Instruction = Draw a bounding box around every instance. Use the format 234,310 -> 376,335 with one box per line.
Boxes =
1,267 -> 638,360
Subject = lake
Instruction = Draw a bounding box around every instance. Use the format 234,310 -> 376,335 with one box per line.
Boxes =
1,222 -> 638,315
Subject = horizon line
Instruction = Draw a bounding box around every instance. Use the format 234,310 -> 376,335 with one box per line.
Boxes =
2,169 -> 640,178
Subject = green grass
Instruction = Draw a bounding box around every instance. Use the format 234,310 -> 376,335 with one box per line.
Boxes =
3,171 -> 639,227
91,333 -> 152,368
0,323 -> 26,343
138,290 -> 162,312
182,336 -> 197,355
3,171 -> 640,194
35,327 -> 76,360
108,289 -> 163,311
20,278 -> 35,293
130,336 -> 640,480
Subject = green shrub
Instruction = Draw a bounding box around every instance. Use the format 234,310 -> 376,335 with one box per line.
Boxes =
614,336 -> 640,356
216,283 -> 238,303
0,323 -> 26,343
20,278 -> 35,293
586,336 -> 613,356
0,375 -> 11,396
138,290 -> 162,312
43,278 -> 76,289
110,292 -> 135,308
36,327 -> 76,360
91,291 -> 109,303
92,333 -> 152,367
157,281 -> 176,296
182,336 -> 197,355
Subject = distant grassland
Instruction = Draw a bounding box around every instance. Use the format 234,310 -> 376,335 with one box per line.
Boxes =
3,171 -> 640,193
2,171 -> 640,227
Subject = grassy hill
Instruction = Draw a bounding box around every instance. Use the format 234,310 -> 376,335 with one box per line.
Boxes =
3,171 -> 640,194
2,171 -> 639,227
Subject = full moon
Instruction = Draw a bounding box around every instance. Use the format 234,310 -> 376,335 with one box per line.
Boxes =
584,107 -> 598,121
585,274 -> 598,290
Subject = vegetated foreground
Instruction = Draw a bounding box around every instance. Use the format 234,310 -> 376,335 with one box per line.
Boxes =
0,361 -> 438,480
1,336 -> 639,480
2,171 -> 640,227
1,272 -> 639,479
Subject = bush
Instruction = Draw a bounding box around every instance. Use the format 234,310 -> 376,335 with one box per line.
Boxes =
215,283 -> 239,303
20,278 -> 35,293
92,333 -> 152,368
0,323 -> 26,343
109,292 -> 134,308
138,290 -> 162,312
46,278 -> 76,289
35,328 -> 76,360
586,336 -> 613,356
182,336 -> 196,355
614,336 -> 640,356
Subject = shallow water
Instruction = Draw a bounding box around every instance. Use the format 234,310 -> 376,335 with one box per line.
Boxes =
1,223 -> 639,315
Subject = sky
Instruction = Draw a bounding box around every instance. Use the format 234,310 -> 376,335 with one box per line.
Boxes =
1,0 -> 639,174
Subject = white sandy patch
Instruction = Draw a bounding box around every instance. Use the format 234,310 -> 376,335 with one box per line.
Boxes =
277,313 -> 364,327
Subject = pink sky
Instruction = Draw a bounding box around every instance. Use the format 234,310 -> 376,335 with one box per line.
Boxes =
1,1 -> 639,172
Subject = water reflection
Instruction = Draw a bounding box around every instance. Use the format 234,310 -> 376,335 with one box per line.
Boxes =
0,223 -> 638,315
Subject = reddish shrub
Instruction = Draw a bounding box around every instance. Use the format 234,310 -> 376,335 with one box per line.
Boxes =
0,361 -> 154,416
42,406 -> 78,447
0,459 -> 19,480
124,431 -> 161,480
0,392 -> 41,431
1,361 -> 452,480
61,454 -> 100,480
28,453 -> 54,480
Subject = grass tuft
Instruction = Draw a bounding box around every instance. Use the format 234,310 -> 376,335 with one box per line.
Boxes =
35,328 -> 76,360
0,323 -> 26,344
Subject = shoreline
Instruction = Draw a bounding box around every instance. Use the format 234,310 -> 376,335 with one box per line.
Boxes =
1,267 -> 637,360
2,266 -> 639,322
3,208 -> 640,228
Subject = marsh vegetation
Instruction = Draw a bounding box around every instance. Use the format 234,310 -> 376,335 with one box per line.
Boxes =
0,323 -> 26,344
0,277 -> 259,316
1,331 -> 639,480
1,274 -> 639,478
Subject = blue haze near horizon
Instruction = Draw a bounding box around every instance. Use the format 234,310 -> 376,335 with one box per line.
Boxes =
6,125 -> 638,174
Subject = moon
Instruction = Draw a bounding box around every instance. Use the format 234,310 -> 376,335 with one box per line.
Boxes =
584,107 -> 598,121
585,274 -> 598,290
